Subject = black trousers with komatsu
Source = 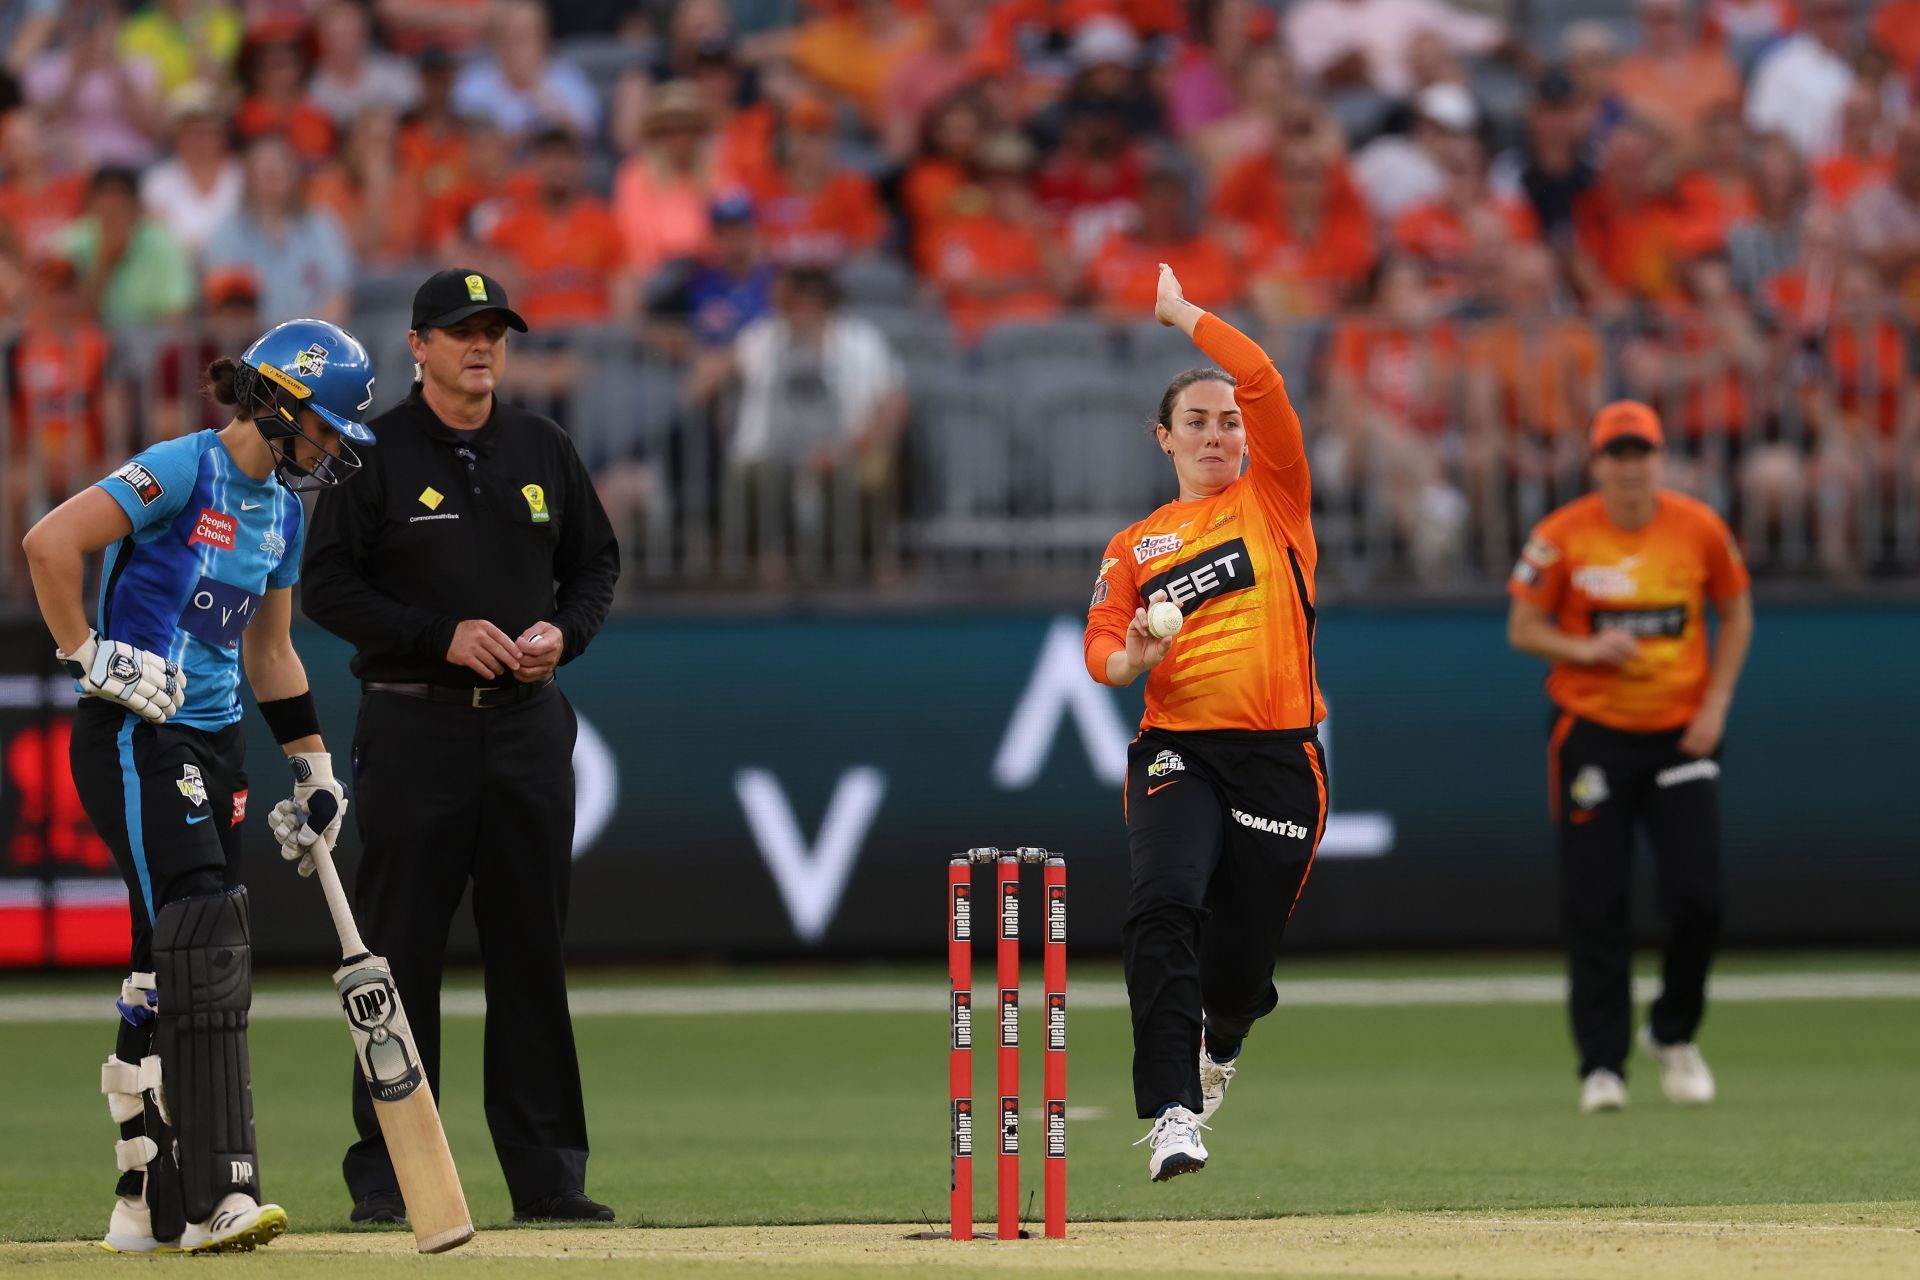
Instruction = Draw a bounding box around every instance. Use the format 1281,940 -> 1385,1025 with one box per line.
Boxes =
1121,726 -> 1329,1119
69,700 -> 262,1237
1549,712 -> 1725,1079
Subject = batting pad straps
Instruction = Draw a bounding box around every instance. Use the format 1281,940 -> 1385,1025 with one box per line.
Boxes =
259,691 -> 321,746
153,888 -> 262,1223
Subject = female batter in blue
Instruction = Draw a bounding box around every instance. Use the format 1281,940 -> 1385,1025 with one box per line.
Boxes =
20,319 -> 375,1254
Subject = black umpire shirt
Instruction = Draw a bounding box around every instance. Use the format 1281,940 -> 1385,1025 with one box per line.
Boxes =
301,386 -> 620,685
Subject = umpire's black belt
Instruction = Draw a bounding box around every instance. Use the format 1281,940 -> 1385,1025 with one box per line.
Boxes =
363,676 -> 553,709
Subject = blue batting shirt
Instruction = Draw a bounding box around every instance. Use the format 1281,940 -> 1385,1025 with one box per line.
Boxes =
93,433 -> 305,730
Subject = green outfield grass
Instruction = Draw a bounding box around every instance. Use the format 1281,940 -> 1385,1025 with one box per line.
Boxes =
1,954 -> 1916,1258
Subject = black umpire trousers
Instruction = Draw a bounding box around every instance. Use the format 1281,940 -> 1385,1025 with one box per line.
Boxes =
341,684 -> 590,1208
1121,727 -> 1328,1118
1550,712 -> 1725,1080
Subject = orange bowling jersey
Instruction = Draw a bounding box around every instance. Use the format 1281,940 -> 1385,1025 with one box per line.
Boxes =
1508,491 -> 1749,732
1084,314 -> 1324,733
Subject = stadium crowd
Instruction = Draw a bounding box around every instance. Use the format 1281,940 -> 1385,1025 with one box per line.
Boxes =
1,0 -> 1918,595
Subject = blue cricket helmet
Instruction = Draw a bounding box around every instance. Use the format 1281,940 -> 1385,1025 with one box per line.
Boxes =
237,318 -> 377,489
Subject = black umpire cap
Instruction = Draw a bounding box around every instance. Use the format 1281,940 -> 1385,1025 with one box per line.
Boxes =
410,268 -> 530,333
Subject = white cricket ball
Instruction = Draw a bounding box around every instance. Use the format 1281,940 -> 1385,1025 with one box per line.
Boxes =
1147,601 -> 1184,640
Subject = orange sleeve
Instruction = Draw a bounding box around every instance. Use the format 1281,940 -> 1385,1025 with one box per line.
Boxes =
1084,529 -> 1139,685
1508,519 -> 1570,610
1700,509 -> 1751,602
836,176 -> 887,250
1191,311 -> 1308,519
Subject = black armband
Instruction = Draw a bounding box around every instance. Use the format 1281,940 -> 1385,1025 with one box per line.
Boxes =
258,692 -> 322,745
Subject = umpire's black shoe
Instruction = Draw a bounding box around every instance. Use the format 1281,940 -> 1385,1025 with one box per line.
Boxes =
350,1190 -> 407,1226
512,1191 -> 615,1223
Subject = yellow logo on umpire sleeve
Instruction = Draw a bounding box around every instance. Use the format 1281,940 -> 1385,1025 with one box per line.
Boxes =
464,274 -> 488,301
419,487 -> 443,510
523,484 -> 549,523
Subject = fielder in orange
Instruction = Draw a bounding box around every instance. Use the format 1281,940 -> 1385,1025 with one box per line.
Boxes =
1084,265 -> 1328,1182
1507,401 -> 1754,1115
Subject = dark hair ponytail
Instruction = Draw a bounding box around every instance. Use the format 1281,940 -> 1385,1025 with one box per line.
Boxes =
1153,367 -> 1236,437
203,357 -> 242,408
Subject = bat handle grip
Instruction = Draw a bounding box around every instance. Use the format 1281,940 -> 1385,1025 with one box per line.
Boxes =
307,836 -> 369,961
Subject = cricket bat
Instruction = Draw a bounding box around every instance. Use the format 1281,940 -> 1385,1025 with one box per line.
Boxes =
306,819 -> 474,1253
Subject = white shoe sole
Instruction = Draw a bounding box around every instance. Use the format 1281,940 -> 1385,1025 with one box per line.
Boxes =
1151,1152 -> 1207,1182
166,1205 -> 289,1254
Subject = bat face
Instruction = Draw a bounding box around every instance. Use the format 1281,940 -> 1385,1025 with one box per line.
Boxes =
336,959 -> 425,1103
335,955 -> 473,1253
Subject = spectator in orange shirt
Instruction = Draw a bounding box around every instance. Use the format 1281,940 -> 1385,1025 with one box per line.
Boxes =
789,0 -> 930,127
484,127 -> 628,328
879,0 -> 982,163
234,23 -> 336,165
1611,0 -> 1742,154
901,88 -> 989,271
1087,163 -> 1239,320
1211,103 -> 1362,241
1797,257 -> 1917,573
419,117 -> 530,258
1466,243 -> 1605,551
1813,85 -> 1895,206
307,105 -> 422,267
749,96 -> 887,266
1670,104 -> 1756,257
0,108 -> 85,262
1393,138 -> 1541,301
1573,117 -> 1684,313
613,81 -> 719,287
1619,253 -> 1771,499
1242,145 -> 1377,322
926,131 -> 1071,346
395,47 -> 467,219
5,258 -> 123,530
1325,256 -> 1470,575
1870,0 -> 1920,77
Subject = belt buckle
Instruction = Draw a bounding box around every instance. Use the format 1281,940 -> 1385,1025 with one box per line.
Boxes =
471,687 -> 487,709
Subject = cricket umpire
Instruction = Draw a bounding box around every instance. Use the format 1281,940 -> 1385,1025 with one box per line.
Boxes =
301,269 -> 620,1223
1507,401 -> 1752,1116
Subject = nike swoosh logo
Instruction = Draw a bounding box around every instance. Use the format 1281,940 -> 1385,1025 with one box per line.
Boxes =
185,813 -> 210,825
241,501 -> 262,511
1147,780 -> 1180,796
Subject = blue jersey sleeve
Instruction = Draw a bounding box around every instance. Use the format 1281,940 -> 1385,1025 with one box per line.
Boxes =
96,437 -> 204,536
267,496 -> 305,590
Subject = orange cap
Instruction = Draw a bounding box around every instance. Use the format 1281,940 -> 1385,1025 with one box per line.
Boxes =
1589,400 -> 1665,451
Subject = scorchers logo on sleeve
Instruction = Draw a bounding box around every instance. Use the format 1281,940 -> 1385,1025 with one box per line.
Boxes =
1511,535 -> 1559,588
1090,557 -> 1119,608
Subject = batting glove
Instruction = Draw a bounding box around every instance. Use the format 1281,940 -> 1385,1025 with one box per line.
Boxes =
58,631 -> 185,724
269,753 -> 347,877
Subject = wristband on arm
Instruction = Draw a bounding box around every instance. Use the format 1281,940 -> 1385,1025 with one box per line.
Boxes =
259,691 -> 322,745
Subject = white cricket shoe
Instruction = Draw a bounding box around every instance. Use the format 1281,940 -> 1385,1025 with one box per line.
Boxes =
1198,1045 -> 1237,1123
1640,1027 -> 1716,1106
1579,1069 -> 1628,1114
100,1195 -> 168,1253
1135,1105 -> 1209,1182
170,1193 -> 288,1253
